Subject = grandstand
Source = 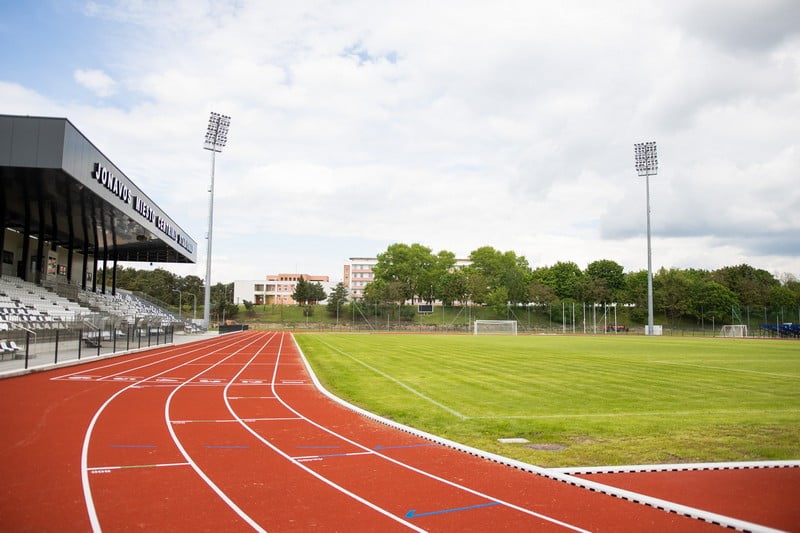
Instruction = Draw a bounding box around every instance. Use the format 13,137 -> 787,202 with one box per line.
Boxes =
1,114 -> 199,365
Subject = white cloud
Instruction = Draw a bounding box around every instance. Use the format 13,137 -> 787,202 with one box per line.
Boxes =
73,68 -> 117,98
3,1 -> 799,282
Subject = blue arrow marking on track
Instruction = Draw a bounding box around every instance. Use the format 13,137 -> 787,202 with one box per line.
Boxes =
374,443 -> 440,451
405,501 -> 500,519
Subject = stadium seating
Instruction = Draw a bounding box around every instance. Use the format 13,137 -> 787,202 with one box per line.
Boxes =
0,276 -> 86,330
0,276 -> 179,333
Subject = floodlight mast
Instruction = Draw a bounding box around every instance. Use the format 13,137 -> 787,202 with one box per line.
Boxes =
203,112 -> 231,329
634,141 -> 658,336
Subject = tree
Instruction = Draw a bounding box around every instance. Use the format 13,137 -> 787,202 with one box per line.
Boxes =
308,282 -> 327,304
326,283 -> 348,317
420,250 -> 456,303
711,264 -> 777,307
373,243 -> 449,303
211,281 -> 237,323
690,280 -> 739,323
486,286 -> 510,316
769,284 -> 796,307
655,268 -> 693,323
621,270 -> 649,322
468,246 -> 531,305
436,269 -> 469,306
528,282 -> 556,305
292,276 -> 319,305
463,268 -> 489,305
584,259 -> 625,302
540,261 -> 583,301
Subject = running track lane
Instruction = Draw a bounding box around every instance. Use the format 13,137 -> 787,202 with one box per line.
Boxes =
84,331 -> 721,531
578,468 -> 800,531
0,330 -> 794,531
0,333 -> 247,531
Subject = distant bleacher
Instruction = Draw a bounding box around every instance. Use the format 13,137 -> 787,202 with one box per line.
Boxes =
77,289 -> 180,326
761,323 -> 800,338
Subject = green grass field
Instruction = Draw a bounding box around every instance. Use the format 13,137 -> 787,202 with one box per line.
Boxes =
294,333 -> 800,467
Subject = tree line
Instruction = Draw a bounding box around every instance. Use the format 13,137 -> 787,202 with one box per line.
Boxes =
114,244 -> 799,326
365,243 -> 800,323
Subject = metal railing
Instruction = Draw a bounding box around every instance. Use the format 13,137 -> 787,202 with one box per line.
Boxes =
0,320 -> 175,374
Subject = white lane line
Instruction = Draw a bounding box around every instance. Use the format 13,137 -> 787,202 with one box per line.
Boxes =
80,332 -> 257,533
315,338 -> 468,420
88,462 -> 190,472
652,361 -> 799,379
222,332 -> 427,533
469,408 -> 800,419
163,332 -> 277,533
293,451 -> 373,461
170,417 -> 301,424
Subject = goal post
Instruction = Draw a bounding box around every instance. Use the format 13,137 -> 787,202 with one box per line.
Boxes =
719,324 -> 748,338
473,320 -> 518,335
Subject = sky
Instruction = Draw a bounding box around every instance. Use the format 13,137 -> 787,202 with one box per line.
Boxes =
1,0 -> 799,284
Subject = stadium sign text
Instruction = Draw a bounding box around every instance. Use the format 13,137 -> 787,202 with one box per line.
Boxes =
92,162 -> 194,255
132,195 -> 155,223
92,163 -> 131,204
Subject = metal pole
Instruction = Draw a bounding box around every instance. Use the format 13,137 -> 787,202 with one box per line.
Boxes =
645,171 -> 654,335
635,141 -> 658,336
203,149 -> 216,329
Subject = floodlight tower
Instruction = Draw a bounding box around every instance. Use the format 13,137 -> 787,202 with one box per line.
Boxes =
634,141 -> 658,335
203,112 -> 231,329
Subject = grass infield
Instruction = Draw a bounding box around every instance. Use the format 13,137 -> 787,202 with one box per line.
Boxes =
294,333 -> 800,467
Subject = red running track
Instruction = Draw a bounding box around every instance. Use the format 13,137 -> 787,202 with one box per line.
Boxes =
0,330 -> 796,532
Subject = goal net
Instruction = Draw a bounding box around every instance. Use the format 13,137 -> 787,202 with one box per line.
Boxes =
473,320 -> 518,335
719,324 -> 748,338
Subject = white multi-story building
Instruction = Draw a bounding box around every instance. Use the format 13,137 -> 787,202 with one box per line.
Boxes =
343,258 -> 378,300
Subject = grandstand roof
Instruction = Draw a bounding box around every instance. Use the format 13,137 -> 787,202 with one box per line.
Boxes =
0,114 -> 196,264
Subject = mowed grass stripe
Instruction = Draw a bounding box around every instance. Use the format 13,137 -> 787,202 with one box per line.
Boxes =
296,333 -> 800,466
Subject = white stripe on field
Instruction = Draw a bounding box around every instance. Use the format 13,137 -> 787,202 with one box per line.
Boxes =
470,408 -> 800,419
316,338 -> 468,420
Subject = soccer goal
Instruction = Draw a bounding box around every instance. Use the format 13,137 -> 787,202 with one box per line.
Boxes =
719,324 -> 748,338
473,320 -> 518,335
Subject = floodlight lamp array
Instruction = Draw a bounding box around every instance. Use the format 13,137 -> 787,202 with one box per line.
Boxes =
204,112 -> 231,152
634,141 -> 658,176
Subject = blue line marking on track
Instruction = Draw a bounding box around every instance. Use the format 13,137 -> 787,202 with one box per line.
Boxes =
110,444 -> 157,448
405,502 -> 501,519
204,445 -> 250,449
374,443 -> 440,450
